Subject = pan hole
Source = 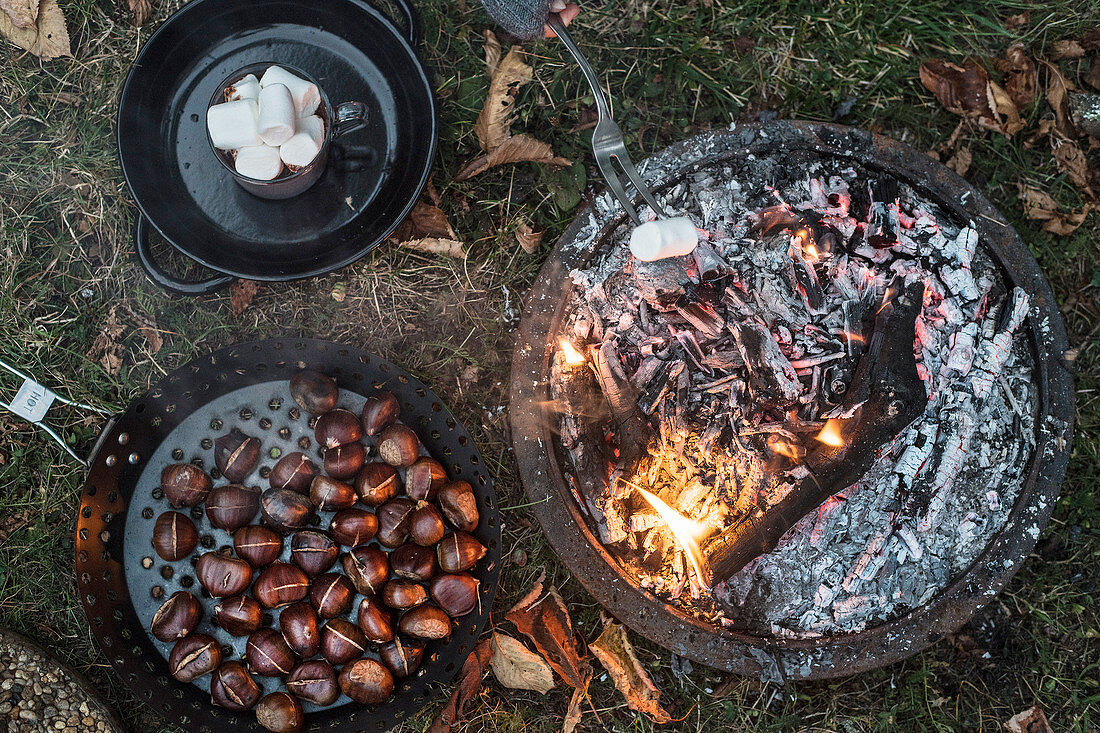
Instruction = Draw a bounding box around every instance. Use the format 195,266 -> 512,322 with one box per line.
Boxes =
99,530 -> 110,543
81,573 -> 91,585
151,586 -> 164,599
141,557 -> 153,569
78,551 -> 88,563
431,403 -> 442,412
161,566 -> 174,580
269,447 -> 282,459
415,388 -> 426,397
151,417 -> 162,428
136,403 -> 146,413
180,576 -> 194,588
458,436 -> 468,446
86,485 -> 97,496
200,438 -> 213,450
78,528 -> 88,541
81,507 -> 92,518
259,418 -> 272,430
240,407 -> 253,420
211,418 -> 223,430
190,506 -> 204,520
142,506 -> 155,520
289,407 -> 301,421
166,404 -> 176,413
430,431 -> 441,440
260,466 -> 271,479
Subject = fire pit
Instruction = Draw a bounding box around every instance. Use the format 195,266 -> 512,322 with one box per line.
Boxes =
510,122 -> 1074,679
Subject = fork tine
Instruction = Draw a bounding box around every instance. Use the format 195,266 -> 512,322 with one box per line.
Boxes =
611,149 -> 668,219
595,150 -> 643,226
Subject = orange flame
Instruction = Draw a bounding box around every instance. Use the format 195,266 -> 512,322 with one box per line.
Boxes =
771,440 -> 804,461
637,488 -> 711,588
815,418 -> 844,447
876,287 -> 896,315
803,243 -> 820,264
842,331 -> 865,344
560,339 -> 586,366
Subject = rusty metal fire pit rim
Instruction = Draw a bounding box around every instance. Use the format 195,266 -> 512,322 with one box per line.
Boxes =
509,120 -> 1074,679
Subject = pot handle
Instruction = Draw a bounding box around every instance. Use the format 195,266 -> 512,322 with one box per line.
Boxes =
386,0 -> 423,48
134,215 -> 235,296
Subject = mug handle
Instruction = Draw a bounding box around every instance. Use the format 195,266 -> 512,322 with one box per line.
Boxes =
134,215 -> 235,296
333,101 -> 368,139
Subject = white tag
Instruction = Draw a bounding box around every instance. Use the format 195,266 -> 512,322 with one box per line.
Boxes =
9,379 -> 56,423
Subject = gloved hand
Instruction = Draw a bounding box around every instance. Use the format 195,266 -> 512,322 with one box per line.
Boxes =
480,0 -> 579,40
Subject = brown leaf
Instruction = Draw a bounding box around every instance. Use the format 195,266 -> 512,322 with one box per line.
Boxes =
997,43 -> 1038,108
1018,184 -> 1093,234
399,238 -> 467,258
489,632 -> 555,693
129,0 -> 153,26
1050,40 -> 1086,60
0,0 -> 37,28
1042,60 -> 1076,136
515,219 -> 544,253
116,301 -> 163,354
1050,131 -> 1095,198
88,305 -> 125,376
919,58 -> 1023,135
483,29 -> 501,78
474,46 -> 533,152
1085,58 -> 1100,91
429,639 -> 492,733
1003,12 -> 1030,30
562,686 -> 585,733
946,146 -> 972,175
505,578 -> 591,691
230,279 -> 260,318
1004,705 -> 1053,733
456,134 -> 572,180
0,0 -> 69,59
589,619 -> 673,724
1083,29 -> 1100,51
392,201 -> 456,241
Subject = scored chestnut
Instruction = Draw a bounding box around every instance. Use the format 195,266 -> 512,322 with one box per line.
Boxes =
279,602 -> 320,658
214,428 -> 261,483
376,497 -> 416,548
382,579 -> 428,610
286,660 -> 340,706
320,618 -> 368,666
309,475 -> 357,512
255,691 -> 304,733
253,562 -> 310,608
353,462 -> 400,507
195,552 -> 253,598
360,391 -> 399,436
233,525 -> 283,567
338,658 -> 394,705
214,594 -> 263,636
246,628 -> 296,677
309,572 -> 356,619
315,408 -> 362,449
289,530 -> 338,576
161,463 -> 212,508
169,633 -> 222,682
398,604 -> 452,640
405,456 -> 447,501
377,424 -> 420,468
409,503 -> 446,547
390,543 -> 436,582
269,452 -> 316,494
206,483 -> 261,532
429,573 -> 480,618
211,661 -> 261,711
438,481 -> 479,532
342,546 -> 389,596
152,511 -> 198,562
329,508 -> 378,547
379,637 -> 425,678
323,442 -> 366,480
289,370 -> 338,416
260,488 -> 314,534
437,531 -> 487,573
356,596 -> 395,643
150,590 -> 202,642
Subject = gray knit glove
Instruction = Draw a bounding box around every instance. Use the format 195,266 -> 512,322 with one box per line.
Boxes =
481,0 -> 552,39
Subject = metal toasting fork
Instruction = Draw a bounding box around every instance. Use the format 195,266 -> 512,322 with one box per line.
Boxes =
547,14 -> 668,226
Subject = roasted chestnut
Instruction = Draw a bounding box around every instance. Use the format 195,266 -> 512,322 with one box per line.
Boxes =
320,618 -> 368,666
377,424 -> 420,467
379,637 -> 425,678
309,475 -> 357,512
356,596 -> 395,643
290,530 -> 338,576
314,408 -> 362,449
360,391 -> 399,436
253,562 -> 310,608
382,579 -> 428,610
329,508 -> 378,547
152,511 -> 198,562
214,594 -> 263,636
206,483 -> 261,532
233,525 -> 283,567
342,546 -> 389,596
289,370 -> 339,416
398,604 -> 451,640
169,633 -> 222,682
211,661 -> 261,711
323,442 -> 366,480
255,691 -> 304,733
353,462 -> 399,507
286,660 -> 339,706
375,497 -> 416,548
409,503 -> 446,546
150,590 -> 202,642
338,658 -> 394,705
309,572 -> 356,619
161,463 -> 212,508
429,573 -> 480,618
279,602 -> 320,658
405,456 -> 447,501
260,488 -> 314,534
269,452 -> 316,494
246,628 -> 296,677
438,481 -> 479,532
437,532 -> 487,573
390,543 -> 436,582
214,428 -> 261,483
195,552 -> 253,598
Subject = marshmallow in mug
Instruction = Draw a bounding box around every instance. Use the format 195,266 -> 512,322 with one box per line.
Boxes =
260,65 -> 321,117
257,83 -> 297,147
280,115 -> 326,168
206,98 -> 262,150
225,73 -> 260,102
235,144 -> 284,181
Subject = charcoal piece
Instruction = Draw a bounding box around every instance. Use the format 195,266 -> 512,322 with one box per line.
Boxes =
674,295 -> 726,339
729,321 -> 802,406
633,257 -> 690,308
637,359 -> 684,415
700,349 -> 745,371
750,205 -> 799,236
692,240 -> 730,281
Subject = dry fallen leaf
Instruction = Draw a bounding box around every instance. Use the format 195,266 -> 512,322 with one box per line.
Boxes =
489,632 -> 555,694
1004,705 -> 1053,733
1003,11 -> 1030,30
399,237 -> 467,258
393,201 -> 457,241
230,279 -> 261,318
88,305 -> 125,376
1019,184 -> 1093,235
515,219 -> 544,254
474,47 -> 533,152
1041,60 -> 1076,137
483,28 -> 501,78
506,576 -> 592,691
562,686 -> 585,733
590,618 -> 673,724
0,0 -> 68,59
428,639 -> 492,733
919,58 -> 1024,135
0,0 -> 37,28
946,146 -> 972,175
1049,131 -> 1095,198
1085,58 -> 1100,91
1050,39 -> 1086,60
129,0 -> 153,26
456,134 -> 572,180
117,301 -> 163,354
996,43 -> 1038,109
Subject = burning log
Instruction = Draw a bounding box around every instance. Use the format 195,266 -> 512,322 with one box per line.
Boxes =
633,257 -> 690,308
692,240 -> 730,281
673,295 -> 726,339
728,320 -> 802,406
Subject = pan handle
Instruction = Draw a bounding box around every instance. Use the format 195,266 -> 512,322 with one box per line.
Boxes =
134,215 -> 235,296
385,0 -> 423,48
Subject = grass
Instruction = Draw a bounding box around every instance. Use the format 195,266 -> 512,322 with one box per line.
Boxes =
2,0 -> 1098,730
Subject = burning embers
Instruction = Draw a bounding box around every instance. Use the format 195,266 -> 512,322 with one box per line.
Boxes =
551,159 -> 1036,635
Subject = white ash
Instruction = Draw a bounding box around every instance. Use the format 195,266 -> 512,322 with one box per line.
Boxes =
553,148 -> 1036,636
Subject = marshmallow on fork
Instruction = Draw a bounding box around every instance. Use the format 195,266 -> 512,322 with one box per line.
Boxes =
207,99 -> 261,150
260,65 -> 321,117
257,83 -> 297,147
628,217 -> 700,261
235,144 -> 284,181
225,73 -> 260,102
280,115 -> 326,168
